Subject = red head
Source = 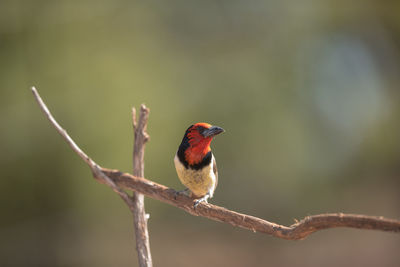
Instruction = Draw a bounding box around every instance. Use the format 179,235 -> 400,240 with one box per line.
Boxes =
181,123 -> 225,165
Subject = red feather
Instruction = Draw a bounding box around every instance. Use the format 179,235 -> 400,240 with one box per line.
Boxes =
185,124 -> 213,165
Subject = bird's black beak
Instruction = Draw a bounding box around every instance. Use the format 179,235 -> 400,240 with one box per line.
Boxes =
202,126 -> 225,137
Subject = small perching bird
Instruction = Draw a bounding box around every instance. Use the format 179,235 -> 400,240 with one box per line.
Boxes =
174,123 -> 225,207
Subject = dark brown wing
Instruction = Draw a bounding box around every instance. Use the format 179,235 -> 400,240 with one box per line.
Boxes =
213,155 -> 218,189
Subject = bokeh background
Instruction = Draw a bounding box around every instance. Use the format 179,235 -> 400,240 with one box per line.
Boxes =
1,1 -> 400,266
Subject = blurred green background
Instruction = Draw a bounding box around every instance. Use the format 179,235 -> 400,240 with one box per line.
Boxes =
1,1 -> 400,266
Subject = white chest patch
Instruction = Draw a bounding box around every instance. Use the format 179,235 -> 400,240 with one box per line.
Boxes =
174,153 -> 217,198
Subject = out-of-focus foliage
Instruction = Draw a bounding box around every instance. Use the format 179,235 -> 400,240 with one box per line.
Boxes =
1,1 -> 399,266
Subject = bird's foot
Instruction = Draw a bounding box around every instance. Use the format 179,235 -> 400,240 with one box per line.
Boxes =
193,194 -> 210,209
174,188 -> 189,200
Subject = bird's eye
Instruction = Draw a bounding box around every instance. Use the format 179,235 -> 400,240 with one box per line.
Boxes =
197,126 -> 206,135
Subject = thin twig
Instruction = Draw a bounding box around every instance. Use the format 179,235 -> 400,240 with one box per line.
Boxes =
31,86 -> 400,241
132,106 -> 152,267
31,87 -> 135,207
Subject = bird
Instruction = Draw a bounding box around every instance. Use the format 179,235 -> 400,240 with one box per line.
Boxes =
174,122 -> 225,208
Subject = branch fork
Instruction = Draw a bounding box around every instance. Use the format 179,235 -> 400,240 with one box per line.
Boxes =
31,86 -> 400,245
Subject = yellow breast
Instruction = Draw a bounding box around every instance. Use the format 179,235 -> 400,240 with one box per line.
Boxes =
174,154 -> 216,198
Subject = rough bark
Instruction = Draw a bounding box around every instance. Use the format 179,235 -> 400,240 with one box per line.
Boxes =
131,106 -> 152,267
99,168 -> 400,240
32,86 -> 400,244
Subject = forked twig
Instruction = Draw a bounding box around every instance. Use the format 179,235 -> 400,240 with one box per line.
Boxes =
31,86 -> 400,242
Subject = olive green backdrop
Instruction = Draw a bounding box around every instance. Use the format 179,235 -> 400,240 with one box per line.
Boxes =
1,1 -> 400,266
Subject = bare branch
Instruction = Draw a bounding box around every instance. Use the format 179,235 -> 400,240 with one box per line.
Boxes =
132,106 -> 153,267
32,86 -> 400,241
99,168 -> 400,240
31,87 -> 135,208
31,87 -> 93,166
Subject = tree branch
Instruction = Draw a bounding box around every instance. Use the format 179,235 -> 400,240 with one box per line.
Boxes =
31,86 -> 400,242
131,106 -> 152,267
31,87 -> 135,208
98,168 -> 400,240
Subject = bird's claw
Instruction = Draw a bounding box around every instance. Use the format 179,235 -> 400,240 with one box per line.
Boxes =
193,194 -> 210,209
174,188 -> 189,200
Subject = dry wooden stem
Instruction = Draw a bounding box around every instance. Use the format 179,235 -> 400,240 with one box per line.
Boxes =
131,106 -> 152,267
98,168 -> 400,240
31,86 -> 400,242
30,87 -> 135,208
